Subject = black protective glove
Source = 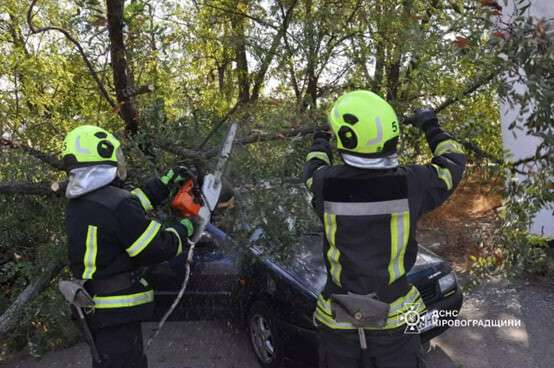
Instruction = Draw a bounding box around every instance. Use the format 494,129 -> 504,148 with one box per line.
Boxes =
167,218 -> 195,245
161,166 -> 194,190
405,108 -> 439,131
176,218 -> 195,238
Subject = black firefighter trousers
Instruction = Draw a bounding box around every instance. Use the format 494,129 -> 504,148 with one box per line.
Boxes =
91,322 -> 147,368
318,326 -> 426,368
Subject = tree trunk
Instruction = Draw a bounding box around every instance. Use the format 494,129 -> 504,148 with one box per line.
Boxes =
386,48 -> 401,103
230,1 -> 250,105
303,0 -> 318,109
250,0 -> 298,102
0,182 -> 65,196
372,1 -> 385,92
106,0 -> 140,135
0,259 -> 65,337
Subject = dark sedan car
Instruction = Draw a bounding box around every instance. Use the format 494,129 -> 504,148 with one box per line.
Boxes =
147,226 -> 463,368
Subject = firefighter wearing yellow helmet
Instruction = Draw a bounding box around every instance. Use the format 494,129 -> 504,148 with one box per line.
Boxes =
62,125 -> 195,368
304,91 -> 466,368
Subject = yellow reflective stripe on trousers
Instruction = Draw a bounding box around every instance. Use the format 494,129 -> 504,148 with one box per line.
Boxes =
388,211 -> 410,284
126,221 -> 161,257
306,151 -> 331,165
324,213 -> 342,287
93,290 -> 154,309
82,225 -> 98,279
314,286 -> 426,330
434,139 -> 464,156
431,164 -> 453,190
131,188 -> 153,212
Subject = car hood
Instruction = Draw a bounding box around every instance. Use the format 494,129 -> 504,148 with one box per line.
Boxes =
265,233 -> 447,295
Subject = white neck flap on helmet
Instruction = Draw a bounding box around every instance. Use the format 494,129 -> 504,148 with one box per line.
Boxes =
66,165 -> 118,199
341,153 -> 399,169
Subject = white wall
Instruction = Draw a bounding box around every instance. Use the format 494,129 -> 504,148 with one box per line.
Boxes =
500,0 -> 553,238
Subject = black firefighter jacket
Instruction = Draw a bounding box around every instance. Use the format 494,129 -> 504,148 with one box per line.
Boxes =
65,178 -> 189,329
303,122 -> 466,331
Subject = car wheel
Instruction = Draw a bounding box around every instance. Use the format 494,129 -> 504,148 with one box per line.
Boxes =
247,301 -> 284,368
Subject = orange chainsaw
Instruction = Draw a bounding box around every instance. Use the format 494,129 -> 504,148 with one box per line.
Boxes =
146,122 -> 238,350
170,122 -> 238,241
171,175 -> 203,218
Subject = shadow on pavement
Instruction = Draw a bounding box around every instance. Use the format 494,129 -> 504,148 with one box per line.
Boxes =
5,279 -> 554,368
428,278 -> 554,368
425,344 -> 461,368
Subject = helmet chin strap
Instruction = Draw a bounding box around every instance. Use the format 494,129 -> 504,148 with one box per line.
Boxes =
117,165 -> 127,181
115,147 -> 127,181
341,153 -> 399,169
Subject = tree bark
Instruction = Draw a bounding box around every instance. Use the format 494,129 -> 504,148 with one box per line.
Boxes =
250,0 -> 298,102
106,0 -> 141,135
27,0 -> 116,109
302,0 -> 318,109
0,182 -> 66,196
1,137 -> 64,170
230,0 -> 251,105
0,259 -> 65,337
386,48 -> 401,103
372,2 -> 385,92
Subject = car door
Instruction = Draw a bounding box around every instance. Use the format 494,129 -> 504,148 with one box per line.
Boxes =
183,238 -> 241,318
147,234 -> 240,320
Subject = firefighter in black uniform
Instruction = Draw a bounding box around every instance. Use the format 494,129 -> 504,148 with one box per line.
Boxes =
62,125 -> 198,368
303,90 -> 466,368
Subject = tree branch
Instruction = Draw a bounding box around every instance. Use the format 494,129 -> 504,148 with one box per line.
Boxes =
510,152 -> 551,167
159,70 -> 505,163
196,102 -> 240,150
203,125 -> 320,157
1,137 -> 64,170
434,70 -> 500,113
158,124 -> 321,160
0,259 -> 65,337
277,0 -> 301,104
250,0 -> 298,102
0,182 -> 66,196
27,0 -> 116,108
156,141 -> 207,161
457,139 -> 502,164
120,84 -> 154,99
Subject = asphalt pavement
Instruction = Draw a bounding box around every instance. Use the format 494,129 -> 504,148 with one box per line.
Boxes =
5,278 -> 554,368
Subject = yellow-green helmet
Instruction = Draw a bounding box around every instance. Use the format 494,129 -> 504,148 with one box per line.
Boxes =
62,125 -> 121,170
328,90 -> 400,158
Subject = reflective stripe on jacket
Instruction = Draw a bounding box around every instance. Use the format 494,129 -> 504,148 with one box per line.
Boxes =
65,179 -> 187,328
303,124 -> 466,330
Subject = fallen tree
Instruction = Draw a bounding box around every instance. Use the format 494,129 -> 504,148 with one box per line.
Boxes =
0,259 -> 65,338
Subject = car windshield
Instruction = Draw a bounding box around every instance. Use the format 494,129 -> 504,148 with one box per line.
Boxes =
269,233 -> 328,294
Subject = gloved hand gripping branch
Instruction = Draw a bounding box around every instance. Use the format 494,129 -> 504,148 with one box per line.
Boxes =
405,108 -> 438,130
405,108 -> 454,153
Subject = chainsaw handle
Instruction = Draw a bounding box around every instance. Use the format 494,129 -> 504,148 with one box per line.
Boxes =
171,179 -> 202,218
